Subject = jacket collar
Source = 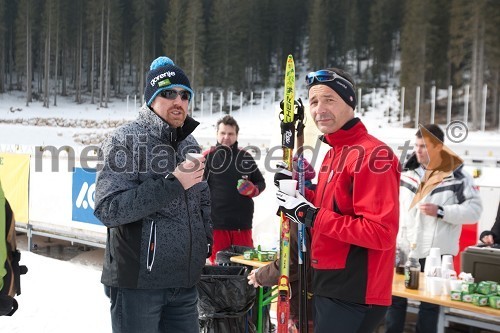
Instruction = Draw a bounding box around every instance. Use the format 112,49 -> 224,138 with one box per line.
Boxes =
404,151 -> 463,177
320,118 -> 365,148
138,105 -> 199,143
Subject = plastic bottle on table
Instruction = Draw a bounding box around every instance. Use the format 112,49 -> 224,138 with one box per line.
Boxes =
405,243 -> 421,290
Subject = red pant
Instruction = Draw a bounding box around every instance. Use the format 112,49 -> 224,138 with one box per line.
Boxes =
209,229 -> 254,265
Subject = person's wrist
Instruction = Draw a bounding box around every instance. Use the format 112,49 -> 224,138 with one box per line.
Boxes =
304,207 -> 318,227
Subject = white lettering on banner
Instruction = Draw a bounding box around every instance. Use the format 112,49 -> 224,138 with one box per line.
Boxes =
150,71 -> 176,86
76,182 -> 96,210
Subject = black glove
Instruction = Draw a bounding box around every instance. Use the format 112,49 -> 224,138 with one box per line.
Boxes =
274,162 -> 293,187
276,190 -> 318,228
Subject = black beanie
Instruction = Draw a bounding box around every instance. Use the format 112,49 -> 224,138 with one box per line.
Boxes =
308,73 -> 357,110
144,57 -> 194,106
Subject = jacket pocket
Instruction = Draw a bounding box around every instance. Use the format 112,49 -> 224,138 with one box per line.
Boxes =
311,233 -> 351,269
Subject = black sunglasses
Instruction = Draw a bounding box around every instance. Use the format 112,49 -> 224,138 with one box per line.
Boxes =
159,89 -> 191,101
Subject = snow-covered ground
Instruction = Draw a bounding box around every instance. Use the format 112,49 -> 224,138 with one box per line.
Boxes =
0,245 -> 110,332
0,88 -> 500,332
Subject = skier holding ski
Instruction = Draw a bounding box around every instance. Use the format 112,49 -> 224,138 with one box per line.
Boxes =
276,68 -> 400,333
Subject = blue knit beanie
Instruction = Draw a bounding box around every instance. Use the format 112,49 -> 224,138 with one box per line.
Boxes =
144,57 -> 194,106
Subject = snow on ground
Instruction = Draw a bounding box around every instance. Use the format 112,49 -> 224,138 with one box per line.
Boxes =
0,249 -> 111,332
1,89 -> 500,332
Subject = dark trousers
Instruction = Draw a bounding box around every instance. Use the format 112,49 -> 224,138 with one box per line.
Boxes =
384,296 -> 439,333
314,295 -> 388,333
107,285 -> 199,333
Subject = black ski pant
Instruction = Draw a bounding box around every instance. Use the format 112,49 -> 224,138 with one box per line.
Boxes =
314,295 -> 387,333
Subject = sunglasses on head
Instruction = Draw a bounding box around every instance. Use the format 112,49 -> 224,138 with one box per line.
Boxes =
159,89 -> 191,101
305,70 -> 353,88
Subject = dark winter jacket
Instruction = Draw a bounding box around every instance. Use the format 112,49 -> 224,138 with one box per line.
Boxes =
94,106 -> 212,289
203,142 -> 265,230
306,118 -> 400,306
479,202 -> 500,244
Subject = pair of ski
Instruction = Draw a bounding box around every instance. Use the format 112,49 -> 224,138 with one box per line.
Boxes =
277,54 -> 308,333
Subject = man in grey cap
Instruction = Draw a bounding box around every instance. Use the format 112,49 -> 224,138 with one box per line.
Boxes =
94,56 -> 212,333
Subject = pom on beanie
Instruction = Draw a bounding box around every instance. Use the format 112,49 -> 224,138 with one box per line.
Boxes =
144,56 -> 194,106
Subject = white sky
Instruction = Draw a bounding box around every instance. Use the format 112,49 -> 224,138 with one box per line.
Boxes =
0,88 -> 500,332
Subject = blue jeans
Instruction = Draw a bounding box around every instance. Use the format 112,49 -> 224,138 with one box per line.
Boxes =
107,285 -> 199,333
385,296 -> 439,333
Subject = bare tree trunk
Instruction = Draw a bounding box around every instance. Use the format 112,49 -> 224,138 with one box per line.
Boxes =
492,70 -> 499,129
26,0 -> 32,106
7,32 -> 14,90
470,14 -> 478,129
105,0 -> 110,107
140,22 -> 145,105
61,48 -> 67,96
478,20 -> 485,129
99,2 -> 104,107
190,28 -> 197,90
43,36 -> 49,107
75,9 -> 82,103
54,4 -> 59,106
470,7 -> 485,130
91,29 -> 95,104
43,3 -> 51,108
0,18 -> 4,92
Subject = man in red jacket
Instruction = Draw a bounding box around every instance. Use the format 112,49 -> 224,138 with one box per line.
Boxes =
276,68 -> 400,333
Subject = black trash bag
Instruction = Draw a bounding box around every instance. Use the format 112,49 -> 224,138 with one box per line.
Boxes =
197,265 -> 256,333
215,245 -> 254,266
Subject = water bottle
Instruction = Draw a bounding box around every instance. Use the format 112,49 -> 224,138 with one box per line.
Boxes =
405,243 -> 421,290
395,226 -> 410,275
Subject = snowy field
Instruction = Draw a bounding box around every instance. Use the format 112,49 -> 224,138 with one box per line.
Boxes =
0,89 -> 500,332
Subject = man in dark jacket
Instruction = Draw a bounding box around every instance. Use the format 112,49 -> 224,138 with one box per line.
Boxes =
479,202 -> 500,246
94,56 -> 212,333
276,68 -> 400,333
203,115 -> 266,264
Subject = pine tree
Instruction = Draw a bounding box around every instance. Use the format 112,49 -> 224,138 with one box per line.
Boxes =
206,0 -> 247,107
162,0 -> 185,65
400,0 -> 427,125
369,0 -> 403,83
308,0 -> 330,69
182,0 -> 205,91
131,0 -> 154,104
347,0 -> 372,76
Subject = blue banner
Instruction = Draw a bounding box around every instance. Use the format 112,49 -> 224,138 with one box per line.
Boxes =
72,168 -> 102,225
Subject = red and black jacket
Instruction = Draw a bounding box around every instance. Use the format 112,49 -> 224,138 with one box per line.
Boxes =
306,118 -> 400,306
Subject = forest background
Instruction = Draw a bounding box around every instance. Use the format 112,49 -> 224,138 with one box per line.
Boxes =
0,0 -> 499,130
